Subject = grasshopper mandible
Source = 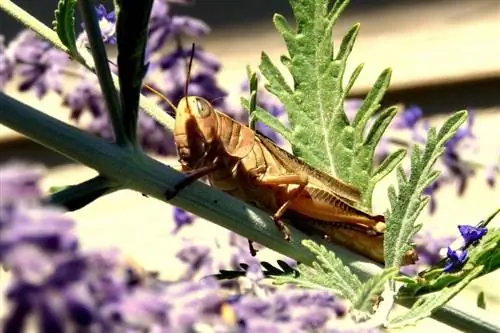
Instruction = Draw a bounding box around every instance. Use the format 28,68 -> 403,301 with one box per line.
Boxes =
149,45 -> 415,265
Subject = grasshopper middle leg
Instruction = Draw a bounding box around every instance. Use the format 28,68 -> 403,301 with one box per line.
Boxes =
255,173 -> 309,241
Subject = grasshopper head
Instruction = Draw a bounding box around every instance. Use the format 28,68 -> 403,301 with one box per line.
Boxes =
174,96 -> 219,169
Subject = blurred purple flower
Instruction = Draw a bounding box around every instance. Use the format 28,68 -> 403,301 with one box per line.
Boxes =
400,229 -> 455,276
147,0 -> 209,55
7,30 -> 70,98
0,162 -> 45,204
0,35 -> 14,89
77,4 -> 117,46
172,207 -> 195,233
233,287 -> 354,332
392,105 -> 423,130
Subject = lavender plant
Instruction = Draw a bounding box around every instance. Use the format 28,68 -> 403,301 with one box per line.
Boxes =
0,0 -> 499,331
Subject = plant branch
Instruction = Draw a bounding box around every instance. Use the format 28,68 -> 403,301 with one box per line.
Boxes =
398,297 -> 500,333
0,91 -> 384,277
78,0 -> 127,145
46,175 -> 120,211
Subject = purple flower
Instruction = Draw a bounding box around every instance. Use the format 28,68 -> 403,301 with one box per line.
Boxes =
400,229 -> 455,276
233,287 -> 352,331
457,224 -> 488,248
7,30 -> 70,98
147,0 -> 209,55
172,207 -> 195,233
391,105 -> 423,130
0,35 -> 14,89
443,247 -> 468,273
77,4 -> 117,46
0,162 -> 45,204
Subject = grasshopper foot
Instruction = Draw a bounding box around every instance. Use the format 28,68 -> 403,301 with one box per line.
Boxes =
248,239 -> 258,256
273,217 -> 291,241
164,187 -> 181,200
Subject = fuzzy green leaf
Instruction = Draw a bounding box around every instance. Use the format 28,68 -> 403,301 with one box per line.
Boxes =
372,149 -> 406,184
352,267 -> 398,312
115,0 -> 154,143
252,0 -> 401,212
241,97 -> 292,140
272,240 -> 362,301
384,110 -> 468,268
53,0 -> 79,57
343,63 -> 364,98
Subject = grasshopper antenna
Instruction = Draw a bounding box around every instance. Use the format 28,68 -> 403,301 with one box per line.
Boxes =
183,43 -> 196,115
104,56 -> 178,114
143,83 -> 178,115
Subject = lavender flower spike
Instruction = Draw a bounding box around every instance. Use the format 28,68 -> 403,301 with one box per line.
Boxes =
0,35 -> 14,89
7,30 -> 70,98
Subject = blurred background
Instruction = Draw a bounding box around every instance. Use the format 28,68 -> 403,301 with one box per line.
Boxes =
1,1 -> 499,331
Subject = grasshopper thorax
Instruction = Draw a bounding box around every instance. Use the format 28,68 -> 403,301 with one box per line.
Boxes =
174,96 -> 220,169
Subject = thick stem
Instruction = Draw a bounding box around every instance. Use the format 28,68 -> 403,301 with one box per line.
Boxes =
0,91 -> 382,277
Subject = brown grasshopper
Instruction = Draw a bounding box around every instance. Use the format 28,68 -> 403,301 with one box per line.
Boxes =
148,46 -> 415,265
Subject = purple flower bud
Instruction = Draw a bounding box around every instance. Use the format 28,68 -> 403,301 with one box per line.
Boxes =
457,224 -> 488,247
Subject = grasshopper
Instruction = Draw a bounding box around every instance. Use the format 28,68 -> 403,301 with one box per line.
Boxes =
148,46 -> 415,265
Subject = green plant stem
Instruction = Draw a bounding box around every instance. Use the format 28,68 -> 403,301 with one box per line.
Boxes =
78,0 -> 127,146
47,175 -> 120,211
0,91 -> 383,277
0,0 -> 69,52
398,297 -> 500,333
0,0 -> 174,132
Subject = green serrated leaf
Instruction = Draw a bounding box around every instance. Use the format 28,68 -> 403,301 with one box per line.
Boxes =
373,149 -> 407,184
290,240 -> 362,300
260,52 -> 293,97
247,0 -> 402,213
352,69 -> 391,129
353,267 -> 398,312
53,0 -> 79,58
385,111 -> 468,269
241,97 -> 294,142
343,63 -> 364,98
115,0 -> 154,143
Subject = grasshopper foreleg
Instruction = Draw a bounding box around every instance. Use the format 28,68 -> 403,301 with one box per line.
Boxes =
165,163 -> 220,200
255,173 -> 309,241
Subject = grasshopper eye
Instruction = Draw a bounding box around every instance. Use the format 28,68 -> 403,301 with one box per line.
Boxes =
194,97 -> 212,118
